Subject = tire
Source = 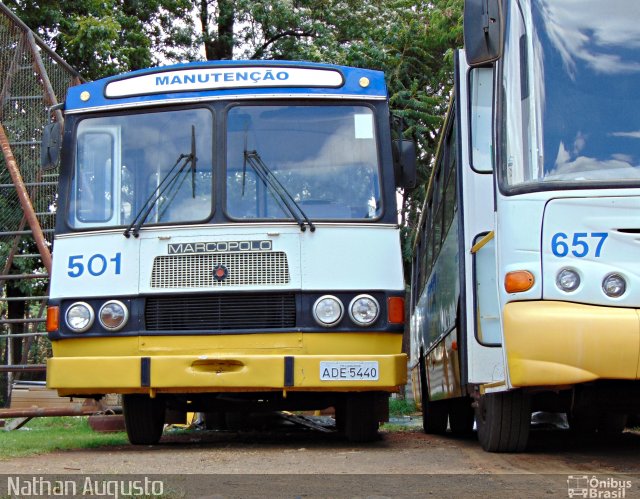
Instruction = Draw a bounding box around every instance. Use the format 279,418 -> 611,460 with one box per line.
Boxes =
123,394 -> 165,445
448,397 -> 475,436
343,393 -> 379,442
475,390 -> 531,453
419,356 -> 448,434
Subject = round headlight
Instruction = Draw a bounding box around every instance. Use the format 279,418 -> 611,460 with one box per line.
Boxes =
313,295 -> 344,327
556,268 -> 580,292
65,302 -> 94,333
603,273 -> 626,298
99,300 -> 129,331
349,294 -> 380,326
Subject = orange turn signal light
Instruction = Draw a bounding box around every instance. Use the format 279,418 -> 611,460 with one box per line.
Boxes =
388,297 -> 405,324
504,271 -> 535,293
46,306 -> 59,332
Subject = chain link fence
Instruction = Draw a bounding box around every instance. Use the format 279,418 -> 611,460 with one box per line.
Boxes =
0,3 -> 81,406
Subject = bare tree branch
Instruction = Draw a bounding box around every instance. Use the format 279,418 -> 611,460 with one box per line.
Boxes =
250,30 -> 315,59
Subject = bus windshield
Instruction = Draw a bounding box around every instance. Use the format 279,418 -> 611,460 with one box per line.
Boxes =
226,105 -> 382,220
69,108 -> 214,229
501,0 -> 640,189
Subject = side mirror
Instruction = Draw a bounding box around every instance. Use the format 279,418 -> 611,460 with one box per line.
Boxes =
464,0 -> 504,66
393,139 -> 417,190
41,122 -> 62,170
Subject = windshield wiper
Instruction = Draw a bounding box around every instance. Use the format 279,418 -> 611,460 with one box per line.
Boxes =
243,150 -> 315,232
123,126 -> 198,238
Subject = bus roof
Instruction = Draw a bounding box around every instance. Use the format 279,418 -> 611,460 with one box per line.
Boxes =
64,60 -> 388,113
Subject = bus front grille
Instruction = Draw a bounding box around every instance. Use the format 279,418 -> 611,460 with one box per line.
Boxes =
145,293 -> 296,331
150,251 -> 290,288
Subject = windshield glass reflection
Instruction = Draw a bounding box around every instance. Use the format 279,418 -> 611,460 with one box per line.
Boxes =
502,0 -> 640,187
226,105 -> 382,220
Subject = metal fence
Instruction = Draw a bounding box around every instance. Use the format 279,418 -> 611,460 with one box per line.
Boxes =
0,2 -> 81,406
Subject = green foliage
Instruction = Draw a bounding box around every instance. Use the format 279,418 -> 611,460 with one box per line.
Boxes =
6,0 -> 464,266
0,417 -> 127,459
389,397 -> 418,417
5,0 -> 191,80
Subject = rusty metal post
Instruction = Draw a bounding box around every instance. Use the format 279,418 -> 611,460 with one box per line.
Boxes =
0,124 -> 52,273
0,406 -> 99,418
25,31 -> 63,124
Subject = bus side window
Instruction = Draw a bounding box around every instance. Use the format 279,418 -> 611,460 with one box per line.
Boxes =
469,67 -> 494,172
432,163 -> 445,259
443,126 -> 457,232
424,202 -> 434,279
76,131 -> 114,223
418,230 -> 428,296
410,252 -> 418,310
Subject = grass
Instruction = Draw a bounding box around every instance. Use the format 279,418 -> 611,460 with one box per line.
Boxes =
0,399 -> 420,459
388,398 -> 417,417
379,422 -> 420,433
0,416 -> 128,460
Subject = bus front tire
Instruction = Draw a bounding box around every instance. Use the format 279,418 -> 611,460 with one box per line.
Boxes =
419,357 -> 448,434
123,394 -> 165,445
475,390 -> 531,453
342,393 -> 380,442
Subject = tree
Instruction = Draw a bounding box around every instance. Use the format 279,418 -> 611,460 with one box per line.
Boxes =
6,0 -> 463,262
5,0 -> 192,80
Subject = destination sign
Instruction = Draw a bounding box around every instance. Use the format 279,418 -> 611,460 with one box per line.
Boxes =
105,67 -> 344,98
168,240 -> 272,255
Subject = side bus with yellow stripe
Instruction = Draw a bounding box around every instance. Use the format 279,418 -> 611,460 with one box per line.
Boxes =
409,0 -> 640,452
42,60 -> 416,444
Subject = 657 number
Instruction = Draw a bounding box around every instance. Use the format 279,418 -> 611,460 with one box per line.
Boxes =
68,253 -> 122,277
551,232 -> 608,258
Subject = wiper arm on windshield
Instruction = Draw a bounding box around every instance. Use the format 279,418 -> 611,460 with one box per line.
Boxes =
124,127 -> 198,238
243,150 -> 315,232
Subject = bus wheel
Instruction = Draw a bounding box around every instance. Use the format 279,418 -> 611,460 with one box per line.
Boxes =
448,397 -> 475,436
475,390 -> 530,452
419,356 -> 448,434
123,394 -> 165,445
343,393 -> 379,442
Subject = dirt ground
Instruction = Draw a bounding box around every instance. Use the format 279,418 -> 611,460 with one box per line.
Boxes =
1,421 -> 639,498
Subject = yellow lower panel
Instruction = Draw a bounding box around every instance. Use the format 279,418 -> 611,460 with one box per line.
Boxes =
47,356 -> 141,390
51,332 -> 403,357
49,354 -> 406,394
503,301 -> 640,387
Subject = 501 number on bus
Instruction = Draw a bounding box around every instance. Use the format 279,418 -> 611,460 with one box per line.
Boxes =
550,232 -> 608,258
67,253 -> 122,278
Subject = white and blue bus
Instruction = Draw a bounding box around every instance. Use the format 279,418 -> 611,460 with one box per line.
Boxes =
42,61 -> 415,444
410,0 -> 640,452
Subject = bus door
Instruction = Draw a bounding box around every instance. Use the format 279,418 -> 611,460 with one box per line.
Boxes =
457,50 -> 506,388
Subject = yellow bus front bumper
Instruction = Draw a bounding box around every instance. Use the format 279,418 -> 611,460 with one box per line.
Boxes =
503,301 -> 640,387
47,333 -> 407,396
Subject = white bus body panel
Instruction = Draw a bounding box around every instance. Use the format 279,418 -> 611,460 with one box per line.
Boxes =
542,196 -> 640,307
50,224 -> 404,299
458,51 -> 506,385
50,233 -> 139,297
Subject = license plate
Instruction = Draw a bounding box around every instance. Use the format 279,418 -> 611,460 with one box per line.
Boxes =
320,361 -> 379,381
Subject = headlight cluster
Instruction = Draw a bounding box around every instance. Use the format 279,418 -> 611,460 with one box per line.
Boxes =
556,268 -> 627,298
65,300 -> 129,333
312,294 -> 379,328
